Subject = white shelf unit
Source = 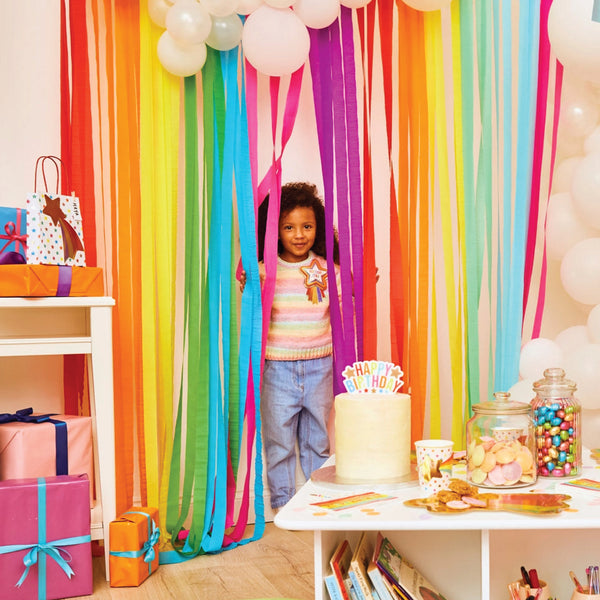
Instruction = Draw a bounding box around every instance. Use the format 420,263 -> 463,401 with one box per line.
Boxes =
0,296 -> 116,580
275,454 -> 600,600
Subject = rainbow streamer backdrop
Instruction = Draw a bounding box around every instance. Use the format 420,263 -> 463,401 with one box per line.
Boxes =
60,0 -> 560,553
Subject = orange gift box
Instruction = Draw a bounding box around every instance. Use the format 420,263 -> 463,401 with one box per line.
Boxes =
109,507 -> 160,587
0,410 -> 94,503
0,264 -> 103,296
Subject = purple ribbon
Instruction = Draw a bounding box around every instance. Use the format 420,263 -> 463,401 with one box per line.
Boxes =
0,251 -> 26,265
0,408 -> 69,475
56,266 -> 72,296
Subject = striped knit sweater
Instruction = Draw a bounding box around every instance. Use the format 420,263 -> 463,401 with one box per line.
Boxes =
263,251 -> 339,361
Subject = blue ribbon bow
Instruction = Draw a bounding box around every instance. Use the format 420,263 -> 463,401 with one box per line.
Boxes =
109,511 -> 160,574
0,408 -> 69,475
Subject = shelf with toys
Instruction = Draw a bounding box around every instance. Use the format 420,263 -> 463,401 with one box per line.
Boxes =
274,449 -> 600,600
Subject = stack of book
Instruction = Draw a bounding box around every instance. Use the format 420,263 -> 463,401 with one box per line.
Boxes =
324,532 -> 448,600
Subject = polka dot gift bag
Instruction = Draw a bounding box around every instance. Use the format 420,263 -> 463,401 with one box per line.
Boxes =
26,155 -> 86,267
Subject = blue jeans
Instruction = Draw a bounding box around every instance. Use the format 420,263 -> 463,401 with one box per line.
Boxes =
261,356 -> 333,508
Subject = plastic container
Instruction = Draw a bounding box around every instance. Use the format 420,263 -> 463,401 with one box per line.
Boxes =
466,392 -> 537,488
531,367 -> 581,478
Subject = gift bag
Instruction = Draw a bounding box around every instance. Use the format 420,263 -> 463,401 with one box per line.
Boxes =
26,155 -> 86,267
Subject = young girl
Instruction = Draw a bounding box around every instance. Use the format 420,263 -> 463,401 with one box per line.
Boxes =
242,181 -> 339,510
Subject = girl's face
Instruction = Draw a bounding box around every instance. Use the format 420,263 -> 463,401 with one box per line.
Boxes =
278,206 -> 317,263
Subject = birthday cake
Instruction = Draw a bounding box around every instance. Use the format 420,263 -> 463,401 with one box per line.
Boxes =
334,361 -> 411,484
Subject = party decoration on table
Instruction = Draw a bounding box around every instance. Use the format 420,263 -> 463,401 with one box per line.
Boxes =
404,478 -> 572,515
311,491 -> 395,511
341,361 -> 404,394
0,206 -> 27,262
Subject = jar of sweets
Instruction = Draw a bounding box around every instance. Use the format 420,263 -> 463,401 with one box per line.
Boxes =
466,392 -> 537,488
531,368 -> 581,478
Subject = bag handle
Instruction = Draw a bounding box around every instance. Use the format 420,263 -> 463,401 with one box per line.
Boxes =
34,155 -> 72,195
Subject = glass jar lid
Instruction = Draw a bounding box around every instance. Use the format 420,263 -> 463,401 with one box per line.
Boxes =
533,367 -> 576,394
472,391 -> 532,415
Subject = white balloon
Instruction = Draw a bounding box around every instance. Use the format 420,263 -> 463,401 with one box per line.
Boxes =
242,6 -> 310,76
237,0 -> 263,14
200,0 -> 240,17
551,156 -> 582,194
555,325 -> 591,354
401,0 -> 452,10
584,126 -> 600,155
571,153 -> 600,229
340,0 -> 372,7
563,343 -> 600,409
157,31 -> 207,77
265,0 -> 295,7
587,304 -> 600,342
293,0 -> 340,29
548,0 -> 600,84
206,14 -> 244,51
546,192 -> 595,261
507,378 -> 536,405
560,237 -> 600,305
166,0 -> 212,45
148,0 -> 172,28
519,338 -> 564,381
558,80 -> 600,140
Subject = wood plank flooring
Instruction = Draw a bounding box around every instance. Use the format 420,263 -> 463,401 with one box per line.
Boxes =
75,523 -> 315,600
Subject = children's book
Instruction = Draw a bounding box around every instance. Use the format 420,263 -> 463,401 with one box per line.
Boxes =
325,571 -> 345,600
349,532 -> 376,600
367,533 -> 396,600
330,539 -> 354,600
375,534 -> 448,600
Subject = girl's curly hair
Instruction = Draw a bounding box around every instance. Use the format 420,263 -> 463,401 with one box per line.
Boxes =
256,182 -> 339,263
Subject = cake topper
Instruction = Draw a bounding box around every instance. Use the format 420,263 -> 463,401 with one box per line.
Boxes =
341,360 -> 404,394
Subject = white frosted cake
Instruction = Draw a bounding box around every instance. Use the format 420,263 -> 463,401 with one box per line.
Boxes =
334,392 -> 411,483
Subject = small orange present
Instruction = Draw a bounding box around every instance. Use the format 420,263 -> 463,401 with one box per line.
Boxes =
0,264 -> 103,297
109,507 -> 160,587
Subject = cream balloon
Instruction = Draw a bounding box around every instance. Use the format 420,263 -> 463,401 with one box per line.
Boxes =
519,338 -> 564,381
563,343 -> 600,409
570,153 -> 600,230
237,0 -> 263,14
206,14 -> 244,51
157,31 -> 207,77
545,192 -> 595,261
265,0 -> 295,7
242,6 -> 310,76
340,0 -> 372,7
293,0 -> 340,29
200,0 -> 240,17
547,0 -> 600,84
401,0 -> 452,9
551,156 -> 582,194
148,0 -> 172,28
166,0 -> 212,45
587,303 -> 600,342
555,325 -> 591,354
507,378 -> 536,405
584,126 -> 600,155
558,80 -> 600,140
560,237 -> 600,305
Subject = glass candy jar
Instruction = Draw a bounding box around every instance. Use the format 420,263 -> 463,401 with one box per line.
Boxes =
531,367 -> 581,478
466,392 -> 537,488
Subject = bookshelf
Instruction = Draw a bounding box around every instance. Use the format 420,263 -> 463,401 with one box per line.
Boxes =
274,451 -> 600,600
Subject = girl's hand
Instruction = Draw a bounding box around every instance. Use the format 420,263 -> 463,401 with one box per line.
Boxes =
239,271 -> 246,293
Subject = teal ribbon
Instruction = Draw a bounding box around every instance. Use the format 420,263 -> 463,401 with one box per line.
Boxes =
593,0 -> 600,22
109,511 -> 159,573
0,478 -> 91,599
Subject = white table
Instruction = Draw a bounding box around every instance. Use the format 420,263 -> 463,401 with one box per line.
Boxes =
275,453 -> 600,600
0,296 -> 116,580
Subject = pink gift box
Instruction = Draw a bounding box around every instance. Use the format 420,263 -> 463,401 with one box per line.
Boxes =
0,410 -> 94,502
0,474 -> 92,599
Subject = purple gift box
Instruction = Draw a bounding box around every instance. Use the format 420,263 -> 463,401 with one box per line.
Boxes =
0,474 -> 92,599
0,207 -> 27,263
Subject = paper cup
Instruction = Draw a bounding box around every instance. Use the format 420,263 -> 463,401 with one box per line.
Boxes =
414,439 -> 454,496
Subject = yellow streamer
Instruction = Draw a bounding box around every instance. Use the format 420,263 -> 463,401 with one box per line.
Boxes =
139,7 -> 180,519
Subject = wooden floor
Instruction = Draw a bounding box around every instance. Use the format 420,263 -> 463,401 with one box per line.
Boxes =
76,523 -> 315,600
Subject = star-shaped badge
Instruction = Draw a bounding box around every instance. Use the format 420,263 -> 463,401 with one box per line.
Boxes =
300,259 -> 328,287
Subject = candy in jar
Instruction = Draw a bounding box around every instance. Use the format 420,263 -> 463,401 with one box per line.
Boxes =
531,367 -> 581,478
466,392 -> 537,488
